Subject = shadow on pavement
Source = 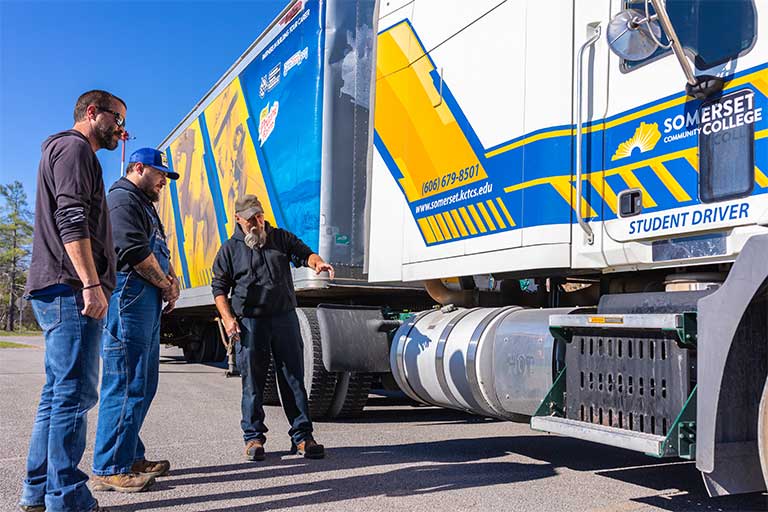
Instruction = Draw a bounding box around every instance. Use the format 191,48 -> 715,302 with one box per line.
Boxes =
106,460 -> 553,511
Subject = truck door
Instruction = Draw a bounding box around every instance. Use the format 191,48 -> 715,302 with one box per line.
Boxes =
598,0 -> 764,268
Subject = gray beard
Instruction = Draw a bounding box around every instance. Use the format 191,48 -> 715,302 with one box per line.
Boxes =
244,227 -> 266,249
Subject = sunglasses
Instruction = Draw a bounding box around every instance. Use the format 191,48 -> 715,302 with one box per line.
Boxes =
95,106 -> 125,128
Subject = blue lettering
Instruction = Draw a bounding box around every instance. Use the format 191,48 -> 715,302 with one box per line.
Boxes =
729,204 -> 738,220
703,208 -> 714,224
652,217 -> 662,231
740,202 -> 750,218
629,220 -> 636,235
692,211 -> 702,225
662,215 -> 671,229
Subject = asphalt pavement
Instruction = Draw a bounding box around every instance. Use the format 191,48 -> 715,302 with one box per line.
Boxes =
1,335 -> 767,512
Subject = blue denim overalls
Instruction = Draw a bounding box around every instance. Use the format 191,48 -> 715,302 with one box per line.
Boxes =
92,200 -> 170,475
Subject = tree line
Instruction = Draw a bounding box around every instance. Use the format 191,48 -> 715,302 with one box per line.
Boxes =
0,181 -> 35,331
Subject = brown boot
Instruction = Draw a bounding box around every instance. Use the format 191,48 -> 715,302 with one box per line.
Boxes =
91,472 -> 155,493
245,439 -> 266,461
131,458 -> 171,478
291,437 -> 325,459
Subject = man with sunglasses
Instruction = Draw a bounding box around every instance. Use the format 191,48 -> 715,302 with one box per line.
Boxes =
212,195 -> 333,462
20,90 -> 126,512
90,147 -> 180,493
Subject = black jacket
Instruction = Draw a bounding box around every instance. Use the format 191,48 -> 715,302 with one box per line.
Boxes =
107,177 -> 166,272
211,223 -> 314,317
26,130 -> 116,294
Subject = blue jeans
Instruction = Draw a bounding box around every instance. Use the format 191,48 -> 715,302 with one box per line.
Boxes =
92,272 -> 162,475
237,310 -> 313,445
20,289 -> 101,512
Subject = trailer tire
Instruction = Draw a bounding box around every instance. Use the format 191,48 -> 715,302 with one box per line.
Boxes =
297,308 -> 338,419
182,323 -> 218,363
325,372 -> 373,419
262,358 -> 281,406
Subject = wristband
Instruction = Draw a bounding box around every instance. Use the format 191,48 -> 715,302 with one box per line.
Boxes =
82,283 -> 101,291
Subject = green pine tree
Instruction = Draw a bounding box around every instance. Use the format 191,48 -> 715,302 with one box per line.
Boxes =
0,181 -> 33,331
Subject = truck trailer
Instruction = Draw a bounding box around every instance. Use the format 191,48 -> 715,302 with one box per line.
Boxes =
158,0 -> 768,496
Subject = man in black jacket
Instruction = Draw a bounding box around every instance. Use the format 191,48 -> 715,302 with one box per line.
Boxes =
91,148 -> 180,492
21,89 -> 125,512
212,194 -> 333,461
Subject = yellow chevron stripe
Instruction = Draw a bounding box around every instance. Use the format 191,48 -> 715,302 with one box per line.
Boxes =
459,207 -> 478,235
477,202 -> 496,230
417,217 -> 437,244
587,174 -> 619,215
549,177 -> 598,218
450,209 -> 469,237
756,166 -> 768,188
427,216 -> 444,242
495,197 -> 516,227
684,152 -> 699,174
650,162 -> 691,202
467,205 -> 487,233
757,128 -> 768,140
435,213 -> 453,240
485,200 -> 506,229
442,212 -> 460,238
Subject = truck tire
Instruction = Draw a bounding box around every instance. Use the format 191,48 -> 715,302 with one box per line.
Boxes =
182,323 -> 218,363
262,357 -> 281,406
297,308 -> 338,419
325,372 -> 373,419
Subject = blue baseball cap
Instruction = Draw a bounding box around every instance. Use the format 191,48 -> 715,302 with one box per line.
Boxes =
128,148 -> 180,180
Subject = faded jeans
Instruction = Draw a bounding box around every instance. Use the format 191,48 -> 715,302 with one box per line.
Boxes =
20,287 -> 101,512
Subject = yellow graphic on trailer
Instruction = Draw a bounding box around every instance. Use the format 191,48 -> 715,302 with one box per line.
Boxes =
611,122 -> 662,161
156,188 -> 182,285
375,22 -> 488,203
203,77 -> 277,236
169,121 -> 220,288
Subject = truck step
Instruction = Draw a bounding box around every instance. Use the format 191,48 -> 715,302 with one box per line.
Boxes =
531,416 -> 667,456
549,313 -> 684,331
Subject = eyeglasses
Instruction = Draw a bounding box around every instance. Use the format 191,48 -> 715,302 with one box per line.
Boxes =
95,106 -> 125,128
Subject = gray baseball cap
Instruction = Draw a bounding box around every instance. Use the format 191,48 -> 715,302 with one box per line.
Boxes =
235,194 -> 264,219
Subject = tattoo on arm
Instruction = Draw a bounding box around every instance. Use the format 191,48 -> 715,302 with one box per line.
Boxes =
134,255 -> 170,289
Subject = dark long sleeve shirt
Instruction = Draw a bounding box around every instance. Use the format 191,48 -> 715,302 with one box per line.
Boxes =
211,223 -> 313,317
26,130 -> 116,295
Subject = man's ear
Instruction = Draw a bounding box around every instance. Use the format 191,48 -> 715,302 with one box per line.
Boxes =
87,104 -> 98,120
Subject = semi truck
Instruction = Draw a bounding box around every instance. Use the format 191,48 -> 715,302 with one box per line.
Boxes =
158,0 -> 768,496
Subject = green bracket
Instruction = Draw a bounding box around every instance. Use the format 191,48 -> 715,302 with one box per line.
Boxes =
533,368 -> 566,417
671,311 -> 698,348
653,385 -> 697,459
549,326 -> 572,344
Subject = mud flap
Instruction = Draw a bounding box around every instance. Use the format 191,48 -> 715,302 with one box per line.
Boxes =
697,233 -> 768,496
316,304 -> 392,372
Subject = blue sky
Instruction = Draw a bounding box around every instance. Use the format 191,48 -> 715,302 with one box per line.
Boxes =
0,0 -> 285,203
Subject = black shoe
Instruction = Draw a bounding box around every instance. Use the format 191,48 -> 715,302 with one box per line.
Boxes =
19,505 -> 45,512
291,437 -> 325,459
245,439 -> 266,461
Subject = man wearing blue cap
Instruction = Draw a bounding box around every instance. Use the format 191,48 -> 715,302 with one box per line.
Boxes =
91,148 -> 180,492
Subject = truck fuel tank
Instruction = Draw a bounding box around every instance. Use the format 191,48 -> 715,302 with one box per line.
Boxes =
390,306 -> 577,419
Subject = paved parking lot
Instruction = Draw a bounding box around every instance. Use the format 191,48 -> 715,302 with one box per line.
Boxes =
1,335 -> 767,511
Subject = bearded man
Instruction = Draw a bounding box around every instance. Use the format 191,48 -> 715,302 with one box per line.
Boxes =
20,89 -> 125,512
91,148 -> 180,492
211,194 -> 333,461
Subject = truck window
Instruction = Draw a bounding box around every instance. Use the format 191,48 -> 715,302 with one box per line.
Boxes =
622,0 -> 756,71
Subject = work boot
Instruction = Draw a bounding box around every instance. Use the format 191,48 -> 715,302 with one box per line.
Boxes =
131,458 -> 171,478
19,505 -> 45,512
91,472 -> 154,493
245,439 -> 266,461
291,437 -> 325,459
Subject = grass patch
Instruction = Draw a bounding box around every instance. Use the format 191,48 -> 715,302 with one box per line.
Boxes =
0,330 -> 41,337
0,340 -> 36,349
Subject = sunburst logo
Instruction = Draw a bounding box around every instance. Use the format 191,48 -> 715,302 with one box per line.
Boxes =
611,122 -> 661,161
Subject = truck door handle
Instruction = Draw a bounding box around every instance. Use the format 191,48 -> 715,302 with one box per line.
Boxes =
575,23 -> 601,246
